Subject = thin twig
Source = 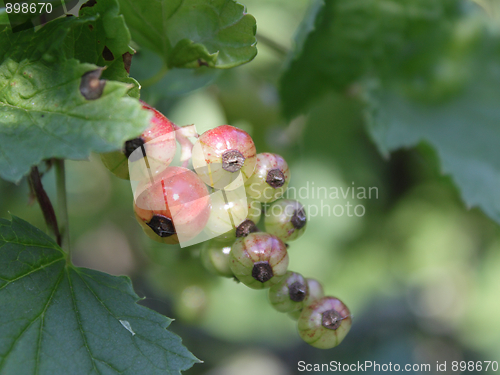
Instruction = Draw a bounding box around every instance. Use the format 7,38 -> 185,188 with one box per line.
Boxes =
257,33 -> 289,57
28,166 -> 62,246
140,65 -> 169,88
55,159 -> 70,260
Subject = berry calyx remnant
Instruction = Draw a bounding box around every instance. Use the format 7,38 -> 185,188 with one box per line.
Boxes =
288,278 -> 325,320
298,296 -> 352,349
269,271 -> 309,313
235,219 -> 258,238
222,149 -> 245,173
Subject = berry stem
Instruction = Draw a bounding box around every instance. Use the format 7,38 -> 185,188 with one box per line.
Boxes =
256,33 -> 288,57
140,65 -> 169,88
173,123 -> 199,168
55,159 -> 71,260
28,165 -> 62,246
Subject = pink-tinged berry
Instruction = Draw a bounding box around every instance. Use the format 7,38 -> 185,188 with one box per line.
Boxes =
298,296 -> 352,349
229,232 -> 289,289
268,271 -> 309,313
265,199 -> 307,242
134,166 -> 210,244
101,101 -> 176,179
192,125 -> 256,189
288,278 -> 325,320
245,153 -> 290,203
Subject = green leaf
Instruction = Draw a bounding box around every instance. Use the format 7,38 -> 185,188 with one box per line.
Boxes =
279,0 -> 464,119
0,16 -> 150,183
117,0 -> 257,68
0,216 -> 199,375
366,37 -> 500,224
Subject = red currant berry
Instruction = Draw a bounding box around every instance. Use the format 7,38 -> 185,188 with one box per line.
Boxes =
101,101 -> 176,179
265,199 -> 307,242
134,166 -> 210,244
298,296 -> 352,349
192,125 -> 256,189
201,240 -> 234,278
268,271 -> 309,313
229,232 -> 289,289
245,153 -> 290,203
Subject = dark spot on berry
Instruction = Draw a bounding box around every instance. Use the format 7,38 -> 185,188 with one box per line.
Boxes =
252,261 -> 273,283
266,169 -> 285,188
291,207 -> 306,229
80,69 -> 106,100
41,115 -> 44,118
322,309 -> 342,330
124,137 -> 145,159
80,0 -> 97,10
235,219 -> 258,238
122,52 -> 133,74
147,215 -> 176,237
289,281 -> 307,302
222,149 -> 245,173
285,243 -> 289,248
102,46 -> 114,61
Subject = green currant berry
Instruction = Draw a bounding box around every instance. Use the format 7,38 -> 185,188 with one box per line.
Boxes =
298,296 -> 352,349
288,278 -> 325,320
245,153 -> 290,203
201,241 -> 233,278
204,188 -> 262,242
192,125 -> 256,189
268,271 -> 309,313
265,199 -> 306,242
101,101 -> 176,179
229,232 -> 289,289
134,166 -> 210,244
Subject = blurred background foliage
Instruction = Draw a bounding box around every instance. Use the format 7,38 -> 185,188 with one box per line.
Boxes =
1,0 -> 500,373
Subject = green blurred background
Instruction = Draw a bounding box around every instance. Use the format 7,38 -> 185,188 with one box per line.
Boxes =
1,0 -> 500,373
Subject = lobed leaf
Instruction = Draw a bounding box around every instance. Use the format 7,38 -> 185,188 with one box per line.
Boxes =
279,0 -> 463,119
366,40 -> 500,224
0,216 -> 199,375
117,0 -> 257,69
0,4 -> 150,183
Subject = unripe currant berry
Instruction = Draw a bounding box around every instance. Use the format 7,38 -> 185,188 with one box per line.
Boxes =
298,296 -> 352,349
268,271 -> 309,313
245,153 -> 290,203
200,240 -> 233,278
288,278 -> 325,320
101,101 -> 176,179
204,189 -> 262,242
134,166 -> 210,244
192,125 -> 256,189
229,232 -> 289,289
265,199 -> 307,242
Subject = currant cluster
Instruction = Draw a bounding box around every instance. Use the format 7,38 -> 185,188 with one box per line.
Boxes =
101,102 -> 352,349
